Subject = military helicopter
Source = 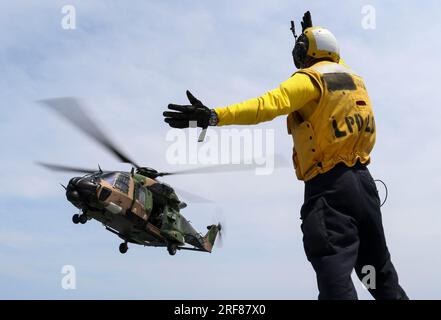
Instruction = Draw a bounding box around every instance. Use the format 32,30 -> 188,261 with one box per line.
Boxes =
37,97 -> 233,256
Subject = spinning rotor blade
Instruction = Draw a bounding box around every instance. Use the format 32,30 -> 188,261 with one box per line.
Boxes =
159,154 -> 290,176
213,207 -> 226,248
38,97 -> 139,168
37,162 -> 98,174
159,164 -> 255,176
173,187 -> 213,203
216,223 -> 225,248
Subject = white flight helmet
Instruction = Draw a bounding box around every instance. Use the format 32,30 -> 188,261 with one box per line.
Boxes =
292,11 -> 340,69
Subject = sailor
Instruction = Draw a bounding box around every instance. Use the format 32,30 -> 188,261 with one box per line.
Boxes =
163,11 -> 408,300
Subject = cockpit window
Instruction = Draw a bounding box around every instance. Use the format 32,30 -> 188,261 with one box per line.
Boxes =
101,173 -> 118,185
114,173 -> 130,194
135,184 -> 147,207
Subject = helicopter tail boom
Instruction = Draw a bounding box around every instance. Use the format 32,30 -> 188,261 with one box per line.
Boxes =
202,224 -> 221,253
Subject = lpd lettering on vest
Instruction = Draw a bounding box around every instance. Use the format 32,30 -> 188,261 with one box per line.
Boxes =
332,112 -> 375,138
287,62 -> 376,181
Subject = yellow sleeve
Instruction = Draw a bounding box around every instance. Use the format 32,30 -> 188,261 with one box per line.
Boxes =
214,73 -> 320,126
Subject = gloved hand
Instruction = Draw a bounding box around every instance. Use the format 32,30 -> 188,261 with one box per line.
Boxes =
301,11 -> 312,32
164,90 -> 218,128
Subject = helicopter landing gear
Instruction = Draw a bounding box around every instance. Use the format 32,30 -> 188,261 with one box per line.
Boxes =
119,242 -> 128,254
79,214 -> 88,224
72,214 -> 80,224
72,213 -> 88,224
167,243 -> 178,256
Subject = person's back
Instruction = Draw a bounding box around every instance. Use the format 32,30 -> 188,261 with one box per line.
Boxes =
287,59 -> 375,181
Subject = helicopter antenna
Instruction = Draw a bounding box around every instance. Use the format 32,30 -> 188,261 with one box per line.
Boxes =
59,183 -> 67,190
98,164 -> 103,173
290,20 -> 298,40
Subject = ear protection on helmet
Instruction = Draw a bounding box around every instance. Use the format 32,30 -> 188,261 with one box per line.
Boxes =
293,34 -> 308,69
291,11 -> 312,69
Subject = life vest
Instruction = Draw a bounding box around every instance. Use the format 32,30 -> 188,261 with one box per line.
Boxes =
287,61 -> 376,181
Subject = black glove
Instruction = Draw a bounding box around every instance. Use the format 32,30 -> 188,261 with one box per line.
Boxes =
164,90 -> 217,129
301,11 -> 312,32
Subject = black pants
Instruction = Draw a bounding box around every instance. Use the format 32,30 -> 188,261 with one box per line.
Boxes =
301,161 -> 408,300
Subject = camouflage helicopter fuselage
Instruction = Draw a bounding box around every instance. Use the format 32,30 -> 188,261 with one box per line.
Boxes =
66,170 -> 219,255
38,97 -> 221,255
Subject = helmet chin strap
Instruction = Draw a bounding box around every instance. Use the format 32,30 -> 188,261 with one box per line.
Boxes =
303,56 -> 322,68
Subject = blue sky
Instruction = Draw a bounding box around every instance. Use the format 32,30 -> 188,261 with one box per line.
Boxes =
0,0 -> 440,299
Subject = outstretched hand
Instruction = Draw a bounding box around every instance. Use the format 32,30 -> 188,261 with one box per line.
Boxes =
164,91 -> 214,129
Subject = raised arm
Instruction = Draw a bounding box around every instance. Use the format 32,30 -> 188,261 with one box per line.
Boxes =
163,72 -> 321,130
214,72 -> 320,126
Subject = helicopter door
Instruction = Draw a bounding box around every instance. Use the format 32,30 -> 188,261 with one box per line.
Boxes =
132,183 -> 153,221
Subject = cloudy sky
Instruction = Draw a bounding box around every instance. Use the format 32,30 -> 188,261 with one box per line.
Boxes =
0,0 -> 440,299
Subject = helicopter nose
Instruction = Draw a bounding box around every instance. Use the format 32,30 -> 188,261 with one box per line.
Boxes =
66,176 -> 98,206
66,177 -> 79,201
66,187 -> 80,203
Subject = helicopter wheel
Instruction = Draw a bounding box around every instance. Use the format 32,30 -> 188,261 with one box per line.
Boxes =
79,214 -> 88,224
72,214 -> 80,224
119,242 -> 128,254
167,244 -> 177,256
